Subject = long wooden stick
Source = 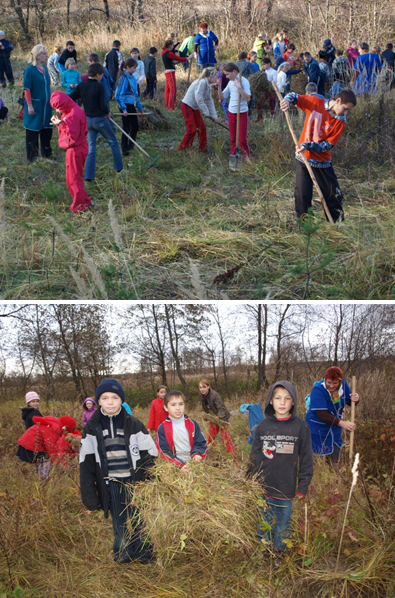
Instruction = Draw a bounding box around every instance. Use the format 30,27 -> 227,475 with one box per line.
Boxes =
187,56 -> 193,85
271,81 -> 334,224
349,375 -> 357,463
112,112 -> 152,117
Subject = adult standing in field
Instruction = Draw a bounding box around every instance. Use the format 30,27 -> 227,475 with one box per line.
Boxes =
305,366 -> 360,462
352,42 -> 382,95
199,379 -> 236,456
194,22 -> 218,71
23,44 -> 53,163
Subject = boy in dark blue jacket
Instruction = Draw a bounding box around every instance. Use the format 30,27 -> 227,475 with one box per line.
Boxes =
0,31 -> 14,87
156,390 -> 208,470
80,378 -> 158,563
247,381 -> 313,554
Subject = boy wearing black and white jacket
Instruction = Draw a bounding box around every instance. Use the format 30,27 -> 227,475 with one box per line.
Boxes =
247,380 -> 313,553
80,378 -> 158,563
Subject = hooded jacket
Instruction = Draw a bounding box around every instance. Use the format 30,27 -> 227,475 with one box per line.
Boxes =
17,416 -> 63,460
247,381 -> 313,499
50,91 -> 88,150
20,405 -> 42,429
79,407 -> 158,517
82,397 -> 97,427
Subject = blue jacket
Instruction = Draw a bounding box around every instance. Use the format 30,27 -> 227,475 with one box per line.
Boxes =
305,378 -> 352,455
194,31 -> 218,65
115,71 -> 143,112
304,57 -> 321,85
0,39 -> 13,60
240,403 -> 264,444
101,67 -> 114,104
61,69 -> 81,95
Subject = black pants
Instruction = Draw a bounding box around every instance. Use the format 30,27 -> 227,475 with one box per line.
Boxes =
295,159 -> 344,222
0,106 -> 8,120
26,128 -> 53,162
121,104 -> 139,156
143,76 -> 156,99
0,57 -> 14,84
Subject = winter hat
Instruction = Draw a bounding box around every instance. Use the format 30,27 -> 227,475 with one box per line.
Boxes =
323,39 -> 332,48
60,416 -> 77,433
0,32 -> 5,38
26,391 -> 40,404
95,378 -> 125,404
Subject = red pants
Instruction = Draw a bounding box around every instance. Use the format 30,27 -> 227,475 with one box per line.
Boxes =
178,103 -> 207,151
208,423 -> 235,455
228,111 -> 250,158
164,71 -> 177,111
65,146 -> 92,213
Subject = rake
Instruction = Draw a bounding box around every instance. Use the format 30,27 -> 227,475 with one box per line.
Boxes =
110,117 -> 161,169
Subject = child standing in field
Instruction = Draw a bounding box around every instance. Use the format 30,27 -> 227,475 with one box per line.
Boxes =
87,53 -> 114,110
69,63 -> 124,181
247,381 -> 313,556
276,62 -> 291,95
161,39 -> 189,111
178,66 -> 219,152
82,397 -> 96,426
80,378 -> 158,563
61,58 -> 81,95
50,90 -> 93,213
20,391 -> 42,429
0,30 -> 14,87
0,88 -> 10,123
156,390 -> 208,469
130,48 -> 145,95
115,58 -> 144,157
143,47 -> 158,99
47,45 -> 62,86
280,88 -> 357,221
58,41 -> 77,73
147,385 -> 168,433
218,62 -> 251,160
104,40 -> 124,83
199,379 -> 235,455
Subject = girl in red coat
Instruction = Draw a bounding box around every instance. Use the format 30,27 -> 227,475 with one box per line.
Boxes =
161,39 -> 189,110
147,385 -> 168,434
50,90 -> 93,213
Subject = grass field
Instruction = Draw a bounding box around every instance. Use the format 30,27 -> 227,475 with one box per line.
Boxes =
1,60 -> 395,299
0,396 -> 394,598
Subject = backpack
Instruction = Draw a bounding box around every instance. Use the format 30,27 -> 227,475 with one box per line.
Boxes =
304,381 -> 321,410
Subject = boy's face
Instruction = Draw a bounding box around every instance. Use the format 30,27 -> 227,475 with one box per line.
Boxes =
262,63 -> 271,70
304,55 -> 312,63
164,396 -> 185,419
98,392 -> 122,415
158,388 -> 167,399
270,386 -> 293,418
325,377 -> 341,392
67,45 -> 74,52
250,53 -> 257,62
332,100 -> 355,116
199,383 -> 210,395
85,400 -> 94,410
28,399 -> 40,409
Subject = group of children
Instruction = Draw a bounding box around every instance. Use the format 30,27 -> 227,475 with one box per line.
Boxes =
16,375 -> 317,565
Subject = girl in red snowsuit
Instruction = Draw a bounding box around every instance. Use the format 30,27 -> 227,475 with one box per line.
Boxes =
50,90 -> 92,213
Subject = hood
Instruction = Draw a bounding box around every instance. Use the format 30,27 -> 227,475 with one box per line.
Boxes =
60,415 -> 77,433
32,415 -> 63,436
264,380 -> 297,419
50,90 -> 76,114
83,397 -> 97,411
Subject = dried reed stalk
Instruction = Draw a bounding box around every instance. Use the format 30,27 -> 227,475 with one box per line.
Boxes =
108,199 -> 124,251
336,453 -> 360,571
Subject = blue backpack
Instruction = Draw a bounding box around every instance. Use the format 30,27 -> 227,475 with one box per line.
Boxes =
240,403 -> 264,444
304,381 -> 321,410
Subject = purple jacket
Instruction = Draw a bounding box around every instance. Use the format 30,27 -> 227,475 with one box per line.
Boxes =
82,397 -> 97,427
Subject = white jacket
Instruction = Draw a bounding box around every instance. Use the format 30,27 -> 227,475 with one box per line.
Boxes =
182,78 -> 218,119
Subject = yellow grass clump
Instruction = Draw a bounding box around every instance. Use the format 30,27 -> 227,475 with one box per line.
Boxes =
131,459 -> 263,565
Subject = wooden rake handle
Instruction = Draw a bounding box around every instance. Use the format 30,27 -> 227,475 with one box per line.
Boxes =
271,81 -> 334,224
349,375 -> 357,463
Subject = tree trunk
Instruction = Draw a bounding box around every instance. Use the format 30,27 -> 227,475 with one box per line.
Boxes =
152,306 -> 167,385
273,305 -> 290,382
10,0 -> 32,42
103,0 -> 111,30
164,306 -> 188,394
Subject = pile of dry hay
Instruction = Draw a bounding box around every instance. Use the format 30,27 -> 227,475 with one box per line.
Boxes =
131,460 -> 263,564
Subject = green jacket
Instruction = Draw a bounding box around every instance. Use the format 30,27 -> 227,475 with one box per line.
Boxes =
23,64 -> 53,131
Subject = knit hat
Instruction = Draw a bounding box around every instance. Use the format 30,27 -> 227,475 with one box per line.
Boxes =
0,32 -> 5,38
323,39 -> 332,48
95,378 -> 125,403
26,391 -> 40,404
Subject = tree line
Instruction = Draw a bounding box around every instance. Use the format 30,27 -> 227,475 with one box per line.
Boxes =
0,303 -> 394,402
